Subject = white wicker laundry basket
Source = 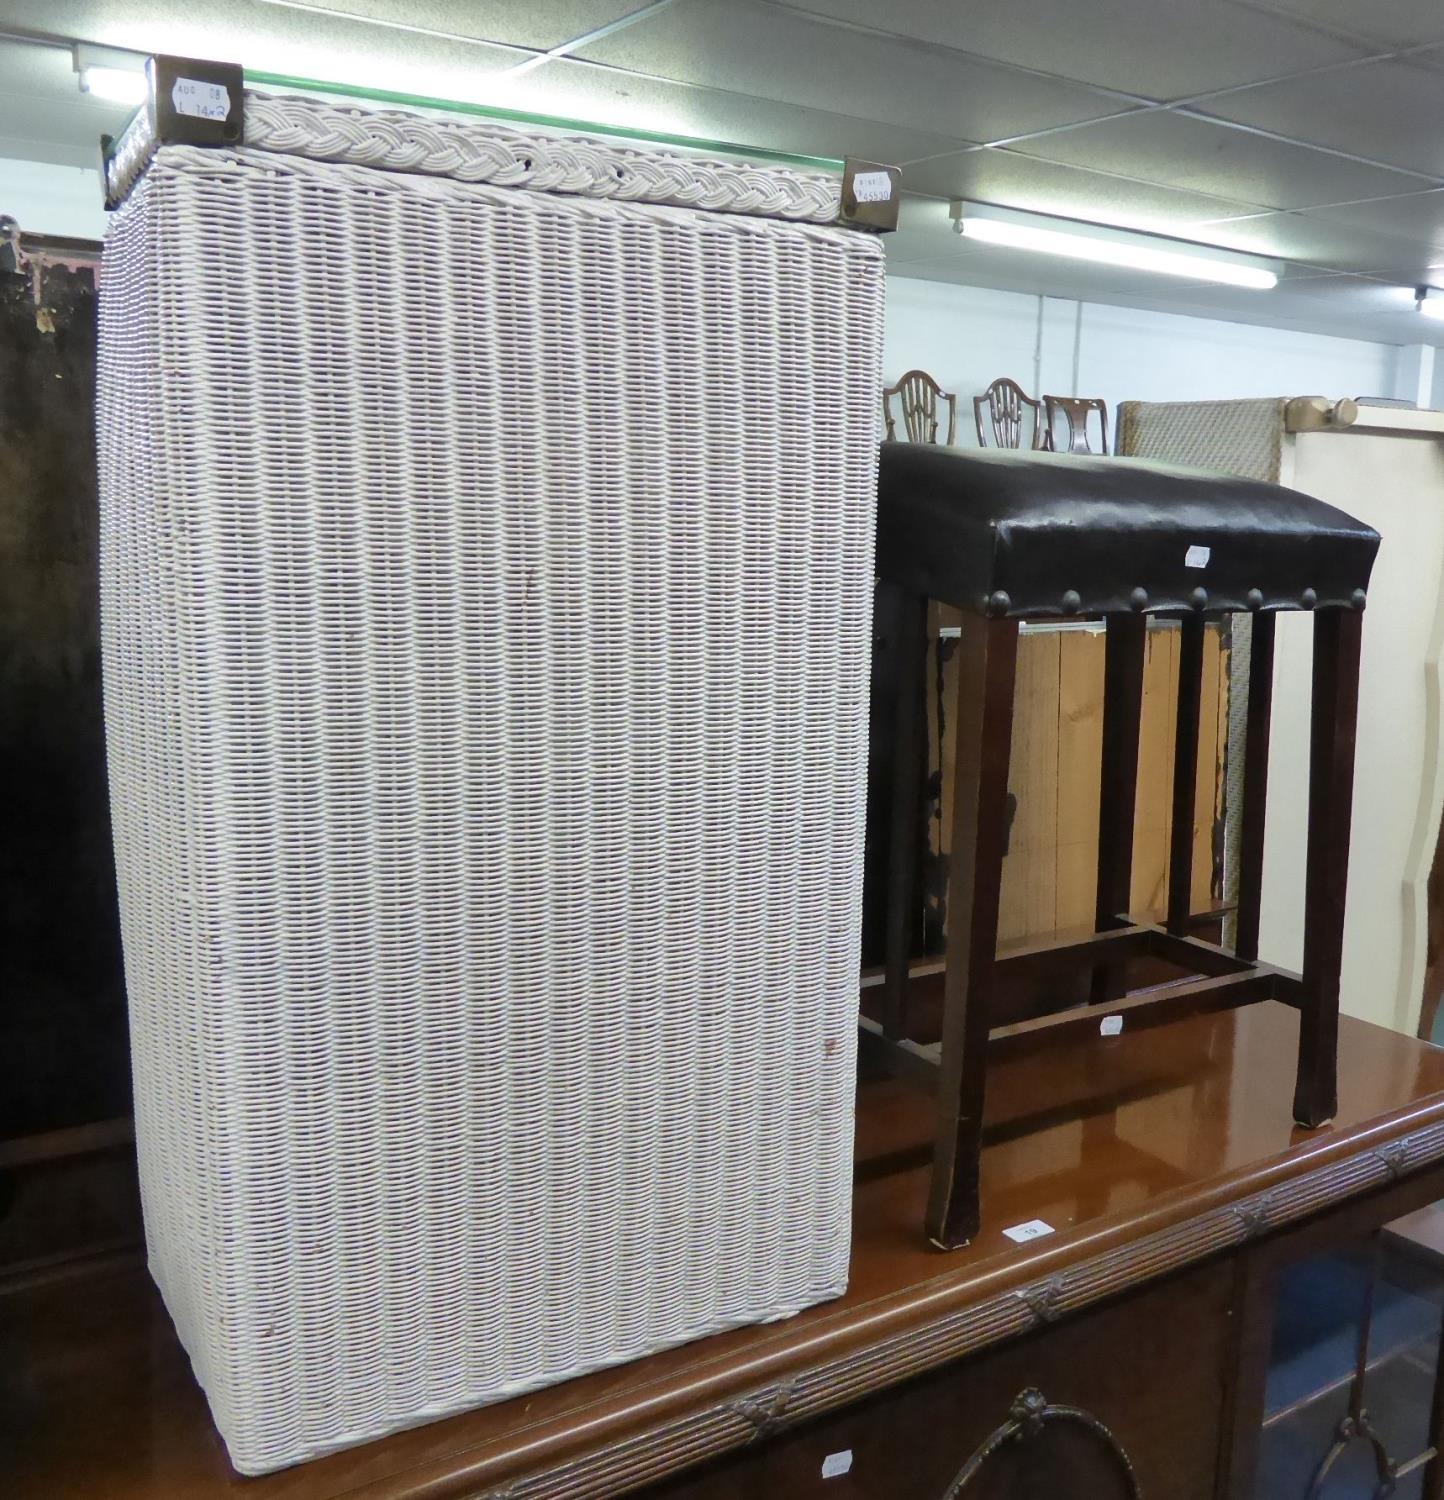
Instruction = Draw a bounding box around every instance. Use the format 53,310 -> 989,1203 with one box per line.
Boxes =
98,85 -> 884,1475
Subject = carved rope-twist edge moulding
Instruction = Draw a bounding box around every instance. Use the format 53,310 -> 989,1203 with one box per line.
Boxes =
475,1118 -> 1444,1499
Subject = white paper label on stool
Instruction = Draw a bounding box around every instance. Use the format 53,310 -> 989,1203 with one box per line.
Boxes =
1003,1218 -> 1055,1243
822,1450 -> 854,1479
1185,544 -> 1211,569
172,79 -> 232,121
852,171 -> 893,202
1100,1014 -> 1124,1037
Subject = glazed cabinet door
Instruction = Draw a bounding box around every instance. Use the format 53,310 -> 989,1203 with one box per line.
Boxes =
643,1258 -> 1234,1499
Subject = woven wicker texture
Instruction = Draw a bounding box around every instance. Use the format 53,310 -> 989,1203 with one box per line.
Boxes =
99,136 -> 883,1475
105,89 -> 844,224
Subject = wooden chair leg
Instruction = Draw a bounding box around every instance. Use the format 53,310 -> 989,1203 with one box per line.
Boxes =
881,588 -> 929,1042
1093,614 -> 1146,1002
927,613 -> 1019,1249
1167,614 -> 1206,936
1235,612 -> 1276,964
1294,609 -> 1363,1129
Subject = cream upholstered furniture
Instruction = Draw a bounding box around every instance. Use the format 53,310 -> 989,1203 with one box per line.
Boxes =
1119,396 -> 1444,1040
97,68 -> 885,1474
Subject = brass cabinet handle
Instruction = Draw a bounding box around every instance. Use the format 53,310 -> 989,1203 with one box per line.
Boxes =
940,1386 -> 1143,1499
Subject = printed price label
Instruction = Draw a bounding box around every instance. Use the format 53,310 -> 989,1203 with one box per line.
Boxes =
172,78 -> 232,122
822,1450 -> 854,1479
852,170 -> 893,203
1185,544 -> 1211,569
1003,1218 -> 1055,1244
1100,1015 -> 1123,1037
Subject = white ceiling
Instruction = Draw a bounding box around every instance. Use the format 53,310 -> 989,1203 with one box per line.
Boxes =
5,0 -> 1444,345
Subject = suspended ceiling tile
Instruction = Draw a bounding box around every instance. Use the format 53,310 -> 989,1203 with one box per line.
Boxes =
1226,0 -> 1444,48
0,0 -> 621,54
0,91 -> 125,162
574,0 -> 1121,142
900,147 -> 1268,230
0,131 -> 101,172
1303,189 -> 1444,253
0,42 -> 136,166
886,193 -> 959,262
0,1 -> 525,96
529,60 -> 970,162
780,0 -> 1368,98
1009,110 -> 1431,211
289,0 -> 653,53
1184,209 -> 1430,276
1198,59 -> 1444,178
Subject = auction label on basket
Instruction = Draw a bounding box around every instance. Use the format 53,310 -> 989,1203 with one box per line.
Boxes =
172,78 -> 232,122
852,170 -> 893,203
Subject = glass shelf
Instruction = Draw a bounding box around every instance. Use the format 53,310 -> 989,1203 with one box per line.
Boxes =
245,70 -> 846,173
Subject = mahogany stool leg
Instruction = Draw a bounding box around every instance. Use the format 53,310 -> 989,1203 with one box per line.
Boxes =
1093,613 -> 1146,1001
1294,609 -> 1363,1129
1235,612 -> 1276,963
1167,614 -> 1206,936
927,613 -> 1019,1249
881,588 -> 930,1042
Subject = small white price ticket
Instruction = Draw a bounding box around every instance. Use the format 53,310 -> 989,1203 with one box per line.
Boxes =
852,170 -> 893,203
1002,1218 -> 1055,1244
172,78 -> 232,122
822,1450 -> 854,1479
1100,1014 -> 1124,1037
1185,544 -> 1211,569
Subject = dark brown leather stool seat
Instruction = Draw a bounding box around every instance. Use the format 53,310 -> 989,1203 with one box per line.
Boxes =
877,443 -> 1379,618
870,442 -> 1380,1249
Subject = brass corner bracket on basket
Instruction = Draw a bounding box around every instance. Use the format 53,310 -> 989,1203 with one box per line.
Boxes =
840,159 -> 901,232
101,54 -> 245,209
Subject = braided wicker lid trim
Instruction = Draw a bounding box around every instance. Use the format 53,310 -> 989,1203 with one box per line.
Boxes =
105,89 -> 846,223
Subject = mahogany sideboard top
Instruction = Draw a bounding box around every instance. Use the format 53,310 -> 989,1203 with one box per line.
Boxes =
9,1000 -> 1444,1500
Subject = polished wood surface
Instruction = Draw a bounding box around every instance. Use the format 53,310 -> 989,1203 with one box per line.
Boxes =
649,1259 -> 1230,1498
9,1004 -> 1444,1500
876,603 -> 1302,1245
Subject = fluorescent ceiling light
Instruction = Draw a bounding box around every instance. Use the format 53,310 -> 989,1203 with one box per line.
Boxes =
1417,286 -> 1444,321
80,66 -> 148,105
952,202 -> 1279,290
74,44 -> 148,107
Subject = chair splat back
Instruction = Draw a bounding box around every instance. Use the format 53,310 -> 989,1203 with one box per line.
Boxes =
974,377 -> 1046,450
1044,394 -> 1110,454
883,369 -> 958,445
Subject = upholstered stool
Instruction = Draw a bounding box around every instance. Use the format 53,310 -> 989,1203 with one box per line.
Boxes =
870,443 -> 1381,1249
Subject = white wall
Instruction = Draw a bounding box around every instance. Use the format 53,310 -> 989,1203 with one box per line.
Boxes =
1,158 -> 108,240
885,275 -> 1409,443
